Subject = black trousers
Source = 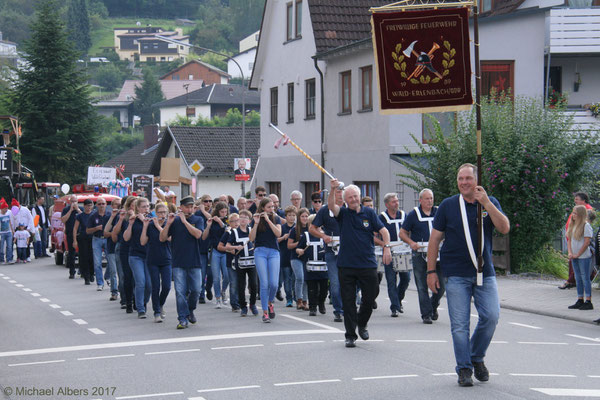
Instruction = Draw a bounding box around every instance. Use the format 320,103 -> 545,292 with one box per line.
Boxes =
66,234 -> 77,276
237,267 -> 257,308
77,235 -> 93,281
307,279 -> 328,310
339,267 -> 379,340
119,251 -> 134,307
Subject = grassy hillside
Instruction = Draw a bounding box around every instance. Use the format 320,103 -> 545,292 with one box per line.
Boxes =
89,17 -> 196,56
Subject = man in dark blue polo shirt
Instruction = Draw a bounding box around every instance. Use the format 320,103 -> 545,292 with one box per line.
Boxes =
427,163 -> 510,387
61,195 -> 81,279
400,188 -> 444,325
160,196 -> 204,330
328,179 -> 392,348
310,188 -> 344,322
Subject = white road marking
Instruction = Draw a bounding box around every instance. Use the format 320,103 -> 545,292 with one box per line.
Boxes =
352,375 -> 418,380
567,334 -> 600,342
196,385 -> 261,393
88,328 -> 105,335
2,276 -> 10,279
0,329 -> 339,358
145,349 -> 201,356
578,343 -> 600,346
77,354 -> 134,361
40,298 -> 51,303
280,313 -> 342,331
60,311 -> 73,316
49,304 -> 61,309
432,373 -> 456,376
395,339 -> 447,343
588,375 -> 600,378
0,273 -> 4,276
116,392 -> 184,399
211,344 -> 264,350
15,284 -> 23,287
275,340 -> 324,346
517,342 -> 568,345
511,373 -> 576,378
509,322 -> 542,330
73,319 -> 88,325
491,341 -> 508,344
9,359 -> 65,367
8,280 -> 16,283
31,293 -> 41,297
274,379 -> 341,386
531,388 -> 600,397
22,288 -> 31,292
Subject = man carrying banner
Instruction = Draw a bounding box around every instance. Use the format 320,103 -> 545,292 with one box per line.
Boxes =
426,163 -> 509,387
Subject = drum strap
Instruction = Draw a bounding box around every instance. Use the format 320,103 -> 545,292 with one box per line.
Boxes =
380,210 -> 405,239
459,195 -> 484,271
233,228 -> 250,257
304,232 -> 323,261
414,206 -> 436,235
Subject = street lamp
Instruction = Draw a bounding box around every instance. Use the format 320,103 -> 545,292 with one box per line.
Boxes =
156,35 -> 247,197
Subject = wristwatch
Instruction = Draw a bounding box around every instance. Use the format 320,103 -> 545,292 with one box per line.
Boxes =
384,244 -> 392,248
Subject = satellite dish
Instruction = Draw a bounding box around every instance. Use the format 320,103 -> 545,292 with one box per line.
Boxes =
136,21 -> 141,26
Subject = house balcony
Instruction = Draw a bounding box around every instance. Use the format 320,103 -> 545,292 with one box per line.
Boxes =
546,8 -> 600,54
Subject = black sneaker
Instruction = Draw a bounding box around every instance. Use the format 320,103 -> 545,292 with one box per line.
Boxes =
198,297 -> 206,304
568,299 -> 584,309
268,303 -> 276,319
472,361 -> 489,382
69,274 -> 75,279
345,338 -> 356,348
423,316 -> 433,324
457,368 -> 474,387
319,303 -> 326,314
138,312 -> 146,319
120,304 -> 127,309
398,303 -> 404,313
309,310 -> 317,316
84,280 -> 90,285
90,276 -> 94,283
334,312 -> 343,322
579,300 -> 594,310
206,288 -> 213,301
594,317 -> 600,324
372,300 -> 378,310
188,311 -> 197,324
126,305 -> 133,314
276,290 -> 284,301
176,320 -> 188,330
358,326 -> 369,341
432,309 -> 439,320
391,310 -> 399,318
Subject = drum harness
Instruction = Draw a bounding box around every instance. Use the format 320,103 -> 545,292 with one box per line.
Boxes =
233,228 -> 254,268
304,232 -> 327,271
414,206 -> 437,261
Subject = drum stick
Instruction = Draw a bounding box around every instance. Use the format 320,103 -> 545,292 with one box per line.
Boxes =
269,123 -> 344,189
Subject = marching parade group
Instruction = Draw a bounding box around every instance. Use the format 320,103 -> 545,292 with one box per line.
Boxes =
1,163 -> 513,386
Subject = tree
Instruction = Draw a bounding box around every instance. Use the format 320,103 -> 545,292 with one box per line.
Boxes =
167,108 -> 260,127
399,95 -> 598,271
133,69 -> 164,126
94,116 -> 143,164
67,0 -> 91,55
94,63 -> 124,91
9,0 -> 100,183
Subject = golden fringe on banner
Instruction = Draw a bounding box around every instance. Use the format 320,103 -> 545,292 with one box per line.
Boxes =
371,0 -> 476,13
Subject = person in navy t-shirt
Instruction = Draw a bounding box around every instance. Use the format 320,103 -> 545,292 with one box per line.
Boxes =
328,179 -> 392,348
160,196 -> 204,330
278,206 -> 296,307
427,163 -> 509,387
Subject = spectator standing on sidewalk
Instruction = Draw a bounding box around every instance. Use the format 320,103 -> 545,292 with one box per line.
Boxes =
566,205 -> 594,311
32,196 -> 50,257
14,223 -> 30,263
13,199 -> 35,262
0,199 -> 14,264
560,192 -> 593,290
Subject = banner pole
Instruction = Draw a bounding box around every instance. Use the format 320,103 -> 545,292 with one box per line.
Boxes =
473,0 -> 484,286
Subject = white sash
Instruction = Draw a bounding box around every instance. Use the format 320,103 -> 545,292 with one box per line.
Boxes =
233,228 -> 251,257
459,195 -> 484,280
381,210 -> 405,239
414,206 -> 436,235
304,231 -> 324,261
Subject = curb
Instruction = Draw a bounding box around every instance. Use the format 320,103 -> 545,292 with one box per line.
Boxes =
499,302 -> 598,325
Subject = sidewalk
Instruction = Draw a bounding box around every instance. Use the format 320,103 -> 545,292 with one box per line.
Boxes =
496,275 -> 600,325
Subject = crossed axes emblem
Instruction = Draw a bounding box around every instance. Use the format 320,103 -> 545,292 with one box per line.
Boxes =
403,40 -> 442,80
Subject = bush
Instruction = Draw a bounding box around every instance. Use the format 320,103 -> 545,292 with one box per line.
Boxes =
399,95 -> 598,272
166,108 -> 260,127
94,63 -> 124,91
527,245 -> 569,279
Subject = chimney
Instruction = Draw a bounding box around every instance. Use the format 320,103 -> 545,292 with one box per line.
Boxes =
143,125 -> 159,150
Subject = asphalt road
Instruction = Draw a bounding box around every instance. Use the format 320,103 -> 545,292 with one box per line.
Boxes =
1,258 -> 600,400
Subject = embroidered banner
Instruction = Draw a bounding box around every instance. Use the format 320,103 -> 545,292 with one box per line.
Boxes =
371,7 -> 473,114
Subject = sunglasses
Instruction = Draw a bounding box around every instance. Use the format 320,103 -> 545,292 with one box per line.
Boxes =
257,193 -> 266,197
203,200 -> 213,203
313,200 -> 322,203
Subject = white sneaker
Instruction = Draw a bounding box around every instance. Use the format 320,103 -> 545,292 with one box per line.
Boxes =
27,257 -> 31,262
215,299 -> 222,309
160,308 -> 166,319
97,285 -> 104,291
154,315 -> 162,323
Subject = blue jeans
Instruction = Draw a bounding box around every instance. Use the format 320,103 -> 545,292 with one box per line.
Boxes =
255,247 -> 280,311
115,243 -> 125,303
281,266 -> 294,301
384,264 -> 411,312
445,275 -> 500,373
105,253 -> 119,295
1,231 -> 13,262
128,255 -> 151,313
17,247 -> 27,261
325,252 -> 343,314
92,236 -> 107,287
148,263 -> 172,316
173,267 -> 202,323
226,265 -> 239,308
200,253 -> 208,299
290,258 -> 307,301
572,257 -> 592,298
34,239 -> 42,258
412,254 -> 445,318
40,225 -> 48,254
211,250 -> 229,299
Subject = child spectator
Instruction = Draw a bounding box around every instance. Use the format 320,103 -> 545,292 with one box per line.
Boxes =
14,223 -> 30,263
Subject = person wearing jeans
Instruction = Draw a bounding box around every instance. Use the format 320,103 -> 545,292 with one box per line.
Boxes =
566,205 -> 594,310
202,201 -> 230,308
0,200 -> 14,263
194,196 -> 213,303
249,197 -> 282,323
86,198 -> 110,291
288,208 -> 310,311
160,196 -> 205,329
124,198 -> 151,318
103,198 -> 122,302
278,206 -> 296,307
426,163 -> 510,387
141,203 -> 171,323
218,214 -> 239,311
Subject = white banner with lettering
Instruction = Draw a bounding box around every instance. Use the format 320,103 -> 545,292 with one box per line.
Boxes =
87,167 -> 116,186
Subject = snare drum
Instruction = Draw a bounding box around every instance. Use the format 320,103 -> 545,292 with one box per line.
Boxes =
327,236 -> 340,256
375,248 -> 384,272
306,261 -> 328,272
391,250 -> 413,272
415,241 -> 440,262
238,256 -> 255,269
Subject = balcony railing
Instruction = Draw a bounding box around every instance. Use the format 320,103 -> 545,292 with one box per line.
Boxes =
546,8 -> 600,54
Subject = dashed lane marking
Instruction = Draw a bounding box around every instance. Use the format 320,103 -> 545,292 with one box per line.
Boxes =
211,344 -> 264,350
15,284 -> 23,287
195,385 -> 261,393
509,322 -> 542,330
280,313 -> 342,331
8,280 -> 16,283
60,311 -> 73,316
49,304 -> 61,309
115,392 -> 184,399
8,360 -> 65,367
73,319 -> 88,325
40,298 -> 51,303
88,328 -> 106,335
517,342 -> 568,345
511,373 -> 576,378
30,292 -> 41,297
531,388 -> 600,397
566,334 -> 600,342
395,339 -> 447,343
275,340 -> 324,346
145,349 -> 200,356
22,288 -> 31,292
77,354 -> 134,361
273,379 -> 341,386
352,375 -> 418,381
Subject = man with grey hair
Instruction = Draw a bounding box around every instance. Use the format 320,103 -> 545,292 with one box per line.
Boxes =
375,192 -> 410,317
269,194 -> 285,218
400,188 -> 444,324
329,179 -> 391,348
290,190 -> 302,210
